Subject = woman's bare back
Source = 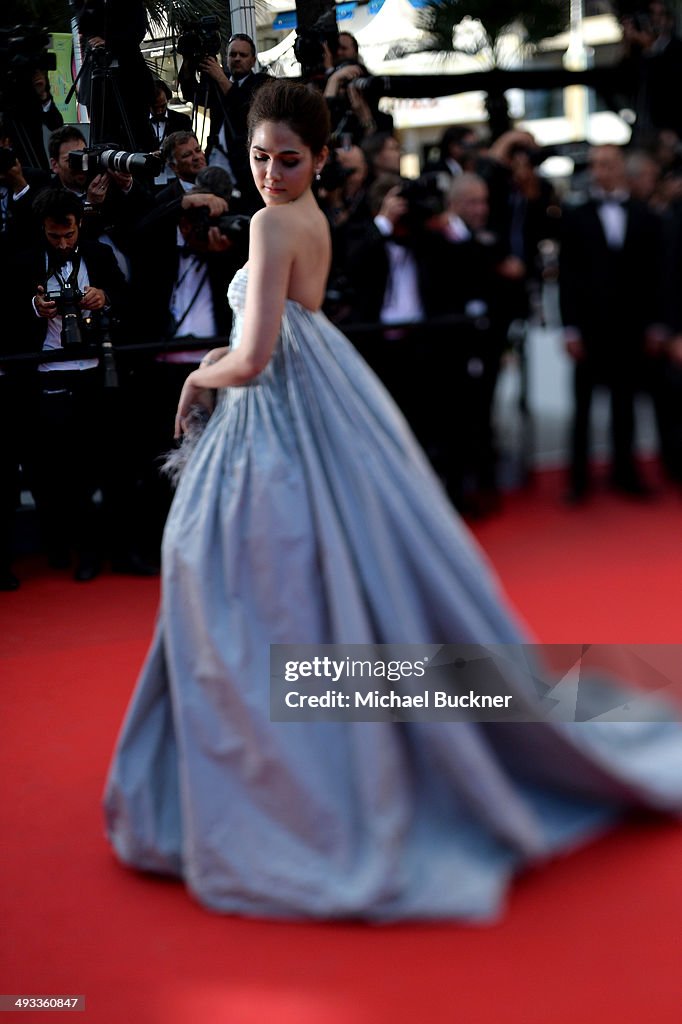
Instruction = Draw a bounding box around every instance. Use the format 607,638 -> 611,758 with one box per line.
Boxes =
268,197 -> 332,312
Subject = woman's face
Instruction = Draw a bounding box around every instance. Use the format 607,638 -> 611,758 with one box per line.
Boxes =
250,120 -> 323,205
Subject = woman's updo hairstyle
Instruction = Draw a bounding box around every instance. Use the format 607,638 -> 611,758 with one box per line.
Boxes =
247,80 -> 331,155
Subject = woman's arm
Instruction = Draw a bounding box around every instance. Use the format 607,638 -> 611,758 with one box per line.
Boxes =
175,209 -> 294,435
190,209 -> 292,388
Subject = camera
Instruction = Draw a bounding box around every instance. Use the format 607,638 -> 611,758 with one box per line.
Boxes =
0,146 -> 18,176
293,11 -> 339,80
0,24 -> 57,74
182,204 -> 251,247
45,284 -> 95,348
0,23 -> 57,108
316,150 -> 354,192
68,145 -> 162,182
176,16 -> 222,61
398,176 -> 444,231
630,11 -> 654,34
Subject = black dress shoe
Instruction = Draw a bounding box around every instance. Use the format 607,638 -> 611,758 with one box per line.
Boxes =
111,553 -> 160,577
610,475 -> 654,499
563,486 -> 588,506
73,556 -> 101,582
0,569 -> 20,591
48,549 -> 71,570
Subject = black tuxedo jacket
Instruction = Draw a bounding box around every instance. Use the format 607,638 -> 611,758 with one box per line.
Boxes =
180,67 -> 269,211
344,222 -> 462,325
6,240 -> 128,357
127,204 -> 244,345
154,177 -> 187,210
142,108 -> 194,153
559,196 -> 664,346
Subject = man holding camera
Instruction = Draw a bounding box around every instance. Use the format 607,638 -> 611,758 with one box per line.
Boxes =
73,0 -> 155,152
9,189 -> 127,581
179,33 -> 269,214
44,125 -> 154,258
125,168 -> 247,553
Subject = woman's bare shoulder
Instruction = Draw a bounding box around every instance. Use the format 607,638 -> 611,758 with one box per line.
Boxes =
250,203 -> 308,244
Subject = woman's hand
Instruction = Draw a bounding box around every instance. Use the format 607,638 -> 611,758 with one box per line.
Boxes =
174,371 -> 215,439
200,347 -> 230,367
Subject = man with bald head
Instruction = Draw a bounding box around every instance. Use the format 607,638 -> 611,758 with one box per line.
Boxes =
559,144 -> 665,501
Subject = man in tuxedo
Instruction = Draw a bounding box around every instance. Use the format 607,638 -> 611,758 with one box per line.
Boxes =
1,66 -> 63,172
125,172 -> 246,552
8,189 -> 128,580
36,125 -> 154,258
179,34 -> 269,213
559,144 -> 666,500
440,173 -> 519,513
145,80 -> 193,151
342,173 -> 459,465
157,131 -> 209,206
73,0 -> 156,151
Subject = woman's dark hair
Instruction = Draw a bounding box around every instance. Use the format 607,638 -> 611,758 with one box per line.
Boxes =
247,80 -> 331,155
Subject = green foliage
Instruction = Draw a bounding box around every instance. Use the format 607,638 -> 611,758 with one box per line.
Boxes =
1,1 -> 229,36
417,0 -> 570,67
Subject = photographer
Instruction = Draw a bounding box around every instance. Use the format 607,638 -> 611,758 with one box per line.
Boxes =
126,168 -> 248,553
0,123 -> 51,249
0,22 -> 63,171
144,79 -> 193,153
8,188 -> 127,580
44,125 -> 154,260
0,66 -> 63,172
72,0 -> 155,151
342,173 -> 457,455
617,2 -> 682,144
178,32 -> 270,214
324,65 -> 393,146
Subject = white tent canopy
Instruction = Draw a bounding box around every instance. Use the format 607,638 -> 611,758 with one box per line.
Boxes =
258,28 -> 298,75
355,0 -> 425,65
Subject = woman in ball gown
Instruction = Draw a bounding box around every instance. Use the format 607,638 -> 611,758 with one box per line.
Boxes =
104,81 -> 682,922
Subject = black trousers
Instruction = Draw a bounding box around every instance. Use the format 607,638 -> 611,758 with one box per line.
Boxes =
127,359 -> 200,556
25,368 -> 103,558
570,353 -> 640,492
0,375 -> 33,570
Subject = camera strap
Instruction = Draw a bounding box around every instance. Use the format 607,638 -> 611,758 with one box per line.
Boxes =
171,258 -> 210,335
47,250 -> 82,291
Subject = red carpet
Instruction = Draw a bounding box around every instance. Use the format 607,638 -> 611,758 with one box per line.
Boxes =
2,467 -> 682,1023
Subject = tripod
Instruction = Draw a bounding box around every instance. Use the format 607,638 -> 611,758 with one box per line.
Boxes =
66,45 -> 137,149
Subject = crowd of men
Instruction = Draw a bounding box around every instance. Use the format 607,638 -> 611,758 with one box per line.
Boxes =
3,3 -> 682,592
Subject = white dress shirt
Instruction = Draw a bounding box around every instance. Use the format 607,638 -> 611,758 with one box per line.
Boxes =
35,252 -> 99,373
373,215 -> 424,325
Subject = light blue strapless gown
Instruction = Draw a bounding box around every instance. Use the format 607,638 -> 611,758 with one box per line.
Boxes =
104,267 -> 682,921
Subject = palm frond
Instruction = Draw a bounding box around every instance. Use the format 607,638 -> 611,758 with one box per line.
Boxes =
1,1 -> 235,39
416,0 -> 569,67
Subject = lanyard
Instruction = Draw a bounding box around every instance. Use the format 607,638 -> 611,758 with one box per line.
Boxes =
47,250 -> 81,290
172,256 -> 209,335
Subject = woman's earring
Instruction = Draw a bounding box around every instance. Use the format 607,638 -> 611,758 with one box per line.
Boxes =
315,171 -> 321,181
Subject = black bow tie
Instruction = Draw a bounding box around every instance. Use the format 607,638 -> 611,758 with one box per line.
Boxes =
151,115 -> 167,125
52,251 -> 75,267
179,244 -> 207,262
